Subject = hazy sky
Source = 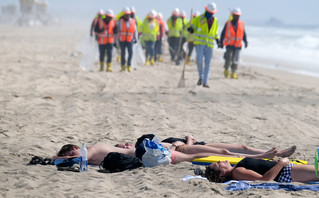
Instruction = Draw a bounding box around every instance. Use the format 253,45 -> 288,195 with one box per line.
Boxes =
1,0 -> 318,26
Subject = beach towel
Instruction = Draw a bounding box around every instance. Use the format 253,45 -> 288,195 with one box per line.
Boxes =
225,182 -> 319,192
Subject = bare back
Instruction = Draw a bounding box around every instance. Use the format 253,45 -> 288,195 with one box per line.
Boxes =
87,144 -> 135,165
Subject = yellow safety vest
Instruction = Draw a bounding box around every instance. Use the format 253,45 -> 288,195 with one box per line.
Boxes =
167,17 -> 183,37
181,18 -> 189,38
191,14 -> 219,48
141,19 -> 159,41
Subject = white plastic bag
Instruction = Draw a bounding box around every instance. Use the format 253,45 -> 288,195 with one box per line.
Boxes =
131,41 -> 145,69
141,137 -> 172,167
78,36 -> 99,71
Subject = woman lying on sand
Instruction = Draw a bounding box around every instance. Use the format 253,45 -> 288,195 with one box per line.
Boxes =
204,157 -> 319,183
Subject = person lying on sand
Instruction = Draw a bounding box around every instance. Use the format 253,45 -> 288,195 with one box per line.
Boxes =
51,143 -> 135,165
117,141 -> 279,163
204,157 -> 319,183
162,135 -> 296,158
53,141 -> 277,166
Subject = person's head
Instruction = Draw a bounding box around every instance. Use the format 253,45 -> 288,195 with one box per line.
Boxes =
97,9 -> 105,19
180,10 -> 186,19
157,12 -> 163,21
192,11 -> 200,18
115,142 -> 133,149
172,8 -> 180,19
204,2 -> 217,19
130,7 -> 136,18
204,160 -> 232,183
231,8 -> 241,22
105,9 -> 114,22
122,7 -> 131,21
147,10 -> 157,22
57,144 -> 80,157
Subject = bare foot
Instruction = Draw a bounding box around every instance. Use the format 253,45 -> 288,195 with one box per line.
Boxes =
276,145 -> 297,157
259,148 -> 278,159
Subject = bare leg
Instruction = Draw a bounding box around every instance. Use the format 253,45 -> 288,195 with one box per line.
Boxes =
205,143 -> 296,157
179,145 -> 278,159
291,165 -> 319,182
205,143 -> 269,154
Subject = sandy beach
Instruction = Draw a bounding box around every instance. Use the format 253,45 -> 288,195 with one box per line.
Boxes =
1,24 -> 319,197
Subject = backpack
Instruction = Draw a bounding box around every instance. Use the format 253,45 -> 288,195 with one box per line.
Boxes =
100,152 -> 143,173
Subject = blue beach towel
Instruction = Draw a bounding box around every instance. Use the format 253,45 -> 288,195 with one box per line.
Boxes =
225,182 -> 319,192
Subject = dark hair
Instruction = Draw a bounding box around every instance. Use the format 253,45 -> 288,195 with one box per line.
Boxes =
135,134 -> 155,148
57,144 -> 77,156
204,166 -> 231,183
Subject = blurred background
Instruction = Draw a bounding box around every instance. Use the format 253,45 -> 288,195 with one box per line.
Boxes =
1,0 -> 319,76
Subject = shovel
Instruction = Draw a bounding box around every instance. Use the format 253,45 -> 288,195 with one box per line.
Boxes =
177,9 -> 193,88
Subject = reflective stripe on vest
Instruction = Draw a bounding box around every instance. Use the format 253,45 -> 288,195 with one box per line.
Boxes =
167,17 -> 182,37
192,14 -> 219,48
98,20 -> 116,44
119,19 -> 136,42
223,20 -> 244,47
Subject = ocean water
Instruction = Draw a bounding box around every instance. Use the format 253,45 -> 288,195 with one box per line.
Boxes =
241,25 -> 319,77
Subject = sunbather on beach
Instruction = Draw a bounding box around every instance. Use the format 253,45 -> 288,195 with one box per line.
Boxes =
51,143 -> 135,165
204,157 -> 319,183
162,135 -> 296,158
117,141 -> 279,164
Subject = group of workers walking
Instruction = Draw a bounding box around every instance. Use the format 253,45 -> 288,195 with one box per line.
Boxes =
90,2 -> 248,88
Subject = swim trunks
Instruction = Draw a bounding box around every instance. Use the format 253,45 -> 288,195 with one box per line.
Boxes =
277,163 -> 294,183
170,150 -> 178,164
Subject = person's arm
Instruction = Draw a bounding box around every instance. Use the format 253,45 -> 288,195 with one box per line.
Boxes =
185,135 -> 195,145
243,30 -> 248,48
51,154 -> 80,161
218,23 -> 226,48
232,158 -> 289,181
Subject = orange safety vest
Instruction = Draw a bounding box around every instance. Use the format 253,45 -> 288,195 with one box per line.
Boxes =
158,20 -> 166,40
93,18 -> 103,36
97,20 -> 116,44
223,20 -> 244,47
118,18 -> 136,42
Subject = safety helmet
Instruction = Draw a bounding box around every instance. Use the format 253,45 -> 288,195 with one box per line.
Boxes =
157,12 -> 163,20
180,10 -> 186,18
231,7 -> 241,15
105,9 -> 114,17
148,9 -> 157,19
131,7 -> 136,13
205,2 -> 217,14
192,11 -> 200,17
172,8 -> 180,16
98,9 -> 105,15
122,7 -> 131,14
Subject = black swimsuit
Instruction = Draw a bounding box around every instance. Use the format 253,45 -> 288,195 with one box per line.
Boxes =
235,158 -> 283,181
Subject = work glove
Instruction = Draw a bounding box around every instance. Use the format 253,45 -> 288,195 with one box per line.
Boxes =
245,42 -> 248,48
187,27 -> 194,34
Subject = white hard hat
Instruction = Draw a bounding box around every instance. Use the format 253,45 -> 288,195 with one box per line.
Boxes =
205,2 -> 217,14
172,8 -> 180,16
122,7 -> 131,14
131,7 -> 136,13
157,12 -> 163,20
193,11 -> 201,17
232,7 -> 241,15
148,9 -> 157,19
105,9 -> 114,17
98,9 -> 105,15
180,10 -> 186,18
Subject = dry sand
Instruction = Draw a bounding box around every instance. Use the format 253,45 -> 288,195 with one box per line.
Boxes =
0,24 -> 319,197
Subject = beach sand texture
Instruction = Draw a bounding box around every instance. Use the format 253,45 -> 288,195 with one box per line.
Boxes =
1,25 -> 319,197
